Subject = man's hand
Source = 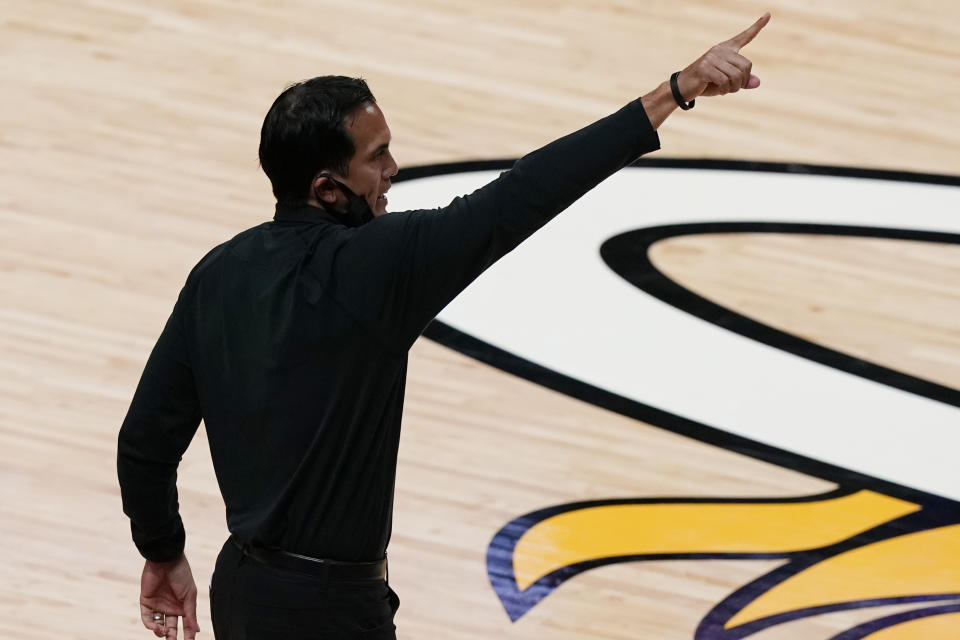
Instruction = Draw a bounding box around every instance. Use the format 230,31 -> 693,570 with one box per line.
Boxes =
677,12 -> 771,101
139,554 -> 200,639
641,12 -> 770,129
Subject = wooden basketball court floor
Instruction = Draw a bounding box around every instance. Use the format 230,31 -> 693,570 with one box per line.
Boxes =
1,1 -> 959,638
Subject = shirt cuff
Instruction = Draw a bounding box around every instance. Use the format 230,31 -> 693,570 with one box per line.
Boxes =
132,518 -> 186,563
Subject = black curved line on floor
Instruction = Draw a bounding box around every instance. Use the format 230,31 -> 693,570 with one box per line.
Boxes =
399,157 -> 960,407
828,602 -> 960,640
395,157 -> 960,188
422,320 -> 957,510
500,486 -> 858,514
600,222 -> 960,408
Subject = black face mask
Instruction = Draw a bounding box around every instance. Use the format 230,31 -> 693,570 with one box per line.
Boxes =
316,174 -> 375,227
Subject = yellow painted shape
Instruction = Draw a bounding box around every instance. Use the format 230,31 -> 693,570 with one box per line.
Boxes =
859,611 -> 960,640
727,524 -> 960,628
513,490 -> 917,591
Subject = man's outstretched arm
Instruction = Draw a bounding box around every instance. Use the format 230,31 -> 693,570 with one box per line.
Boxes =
336,13 -> 773,348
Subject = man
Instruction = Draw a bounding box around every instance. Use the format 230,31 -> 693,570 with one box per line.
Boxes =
118,13 -> 770,639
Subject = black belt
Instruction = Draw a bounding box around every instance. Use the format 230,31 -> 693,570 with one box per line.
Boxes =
231,536 -> 387,583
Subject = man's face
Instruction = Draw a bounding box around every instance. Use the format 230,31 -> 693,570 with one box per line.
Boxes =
341,103 -> 398,217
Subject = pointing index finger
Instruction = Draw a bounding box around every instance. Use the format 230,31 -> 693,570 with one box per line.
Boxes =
727,11 -> 771,50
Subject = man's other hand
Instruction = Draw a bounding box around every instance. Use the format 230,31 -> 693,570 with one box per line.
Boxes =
677,12 -> 771,101
139,554 -> 200,639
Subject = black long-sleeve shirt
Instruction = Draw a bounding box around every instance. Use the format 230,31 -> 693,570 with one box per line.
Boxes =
117,98 -> 660,563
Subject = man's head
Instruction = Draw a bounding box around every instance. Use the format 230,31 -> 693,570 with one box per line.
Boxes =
259,76 -> 398,218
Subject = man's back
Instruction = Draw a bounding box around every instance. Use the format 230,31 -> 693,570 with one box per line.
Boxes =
187,207 -> 409,561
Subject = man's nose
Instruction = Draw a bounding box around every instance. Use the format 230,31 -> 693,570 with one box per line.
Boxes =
384,152 -> 399,178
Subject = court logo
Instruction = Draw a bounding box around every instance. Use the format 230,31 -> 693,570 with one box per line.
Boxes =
392,159 -> 960,638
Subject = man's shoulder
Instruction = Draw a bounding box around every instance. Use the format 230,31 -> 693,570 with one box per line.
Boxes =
184,223 -> 270,285
354,207 -> 441,238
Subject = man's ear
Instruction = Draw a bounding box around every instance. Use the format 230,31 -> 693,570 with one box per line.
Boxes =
312,175 -> 339,205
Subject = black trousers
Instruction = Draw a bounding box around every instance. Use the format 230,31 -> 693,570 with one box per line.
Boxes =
210,538 -> 400,639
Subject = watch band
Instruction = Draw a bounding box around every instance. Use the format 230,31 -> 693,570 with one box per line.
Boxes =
670,71 -> 695,111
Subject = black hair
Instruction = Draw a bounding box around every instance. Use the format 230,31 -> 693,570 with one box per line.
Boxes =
258,76 -> 376,203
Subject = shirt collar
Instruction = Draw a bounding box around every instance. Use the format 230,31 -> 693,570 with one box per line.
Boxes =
273,201 -> 346,226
